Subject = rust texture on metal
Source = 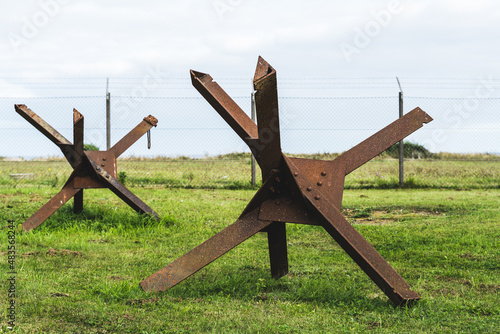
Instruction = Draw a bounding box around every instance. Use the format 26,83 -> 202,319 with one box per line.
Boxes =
14,104 -> 159,232
141,57 -> 433,306
143,115 -> 159,127
110,116 -> 157,158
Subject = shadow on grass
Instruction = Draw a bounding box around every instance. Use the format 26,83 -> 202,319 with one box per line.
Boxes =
94,266 -> 393,311
26,205 -> 174,233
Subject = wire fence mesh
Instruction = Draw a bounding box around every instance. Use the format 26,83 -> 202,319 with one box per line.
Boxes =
1,77 -> 499,190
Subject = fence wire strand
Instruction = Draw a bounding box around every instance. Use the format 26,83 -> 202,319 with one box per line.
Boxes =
1,78 -> 499,190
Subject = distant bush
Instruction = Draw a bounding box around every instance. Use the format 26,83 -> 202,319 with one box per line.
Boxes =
117,171 -> 128,185
84,144 -> 99,151
385,142 -> 432,159
214,152 -> 251,160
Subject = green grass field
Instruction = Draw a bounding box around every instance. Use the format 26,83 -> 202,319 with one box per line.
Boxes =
1,155 -> 499,333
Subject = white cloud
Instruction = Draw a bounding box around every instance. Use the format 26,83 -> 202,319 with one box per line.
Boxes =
0,0 -> 499,78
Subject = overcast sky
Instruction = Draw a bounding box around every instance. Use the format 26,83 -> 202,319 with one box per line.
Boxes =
1,1 -> 499,157
1,0 -> 499,79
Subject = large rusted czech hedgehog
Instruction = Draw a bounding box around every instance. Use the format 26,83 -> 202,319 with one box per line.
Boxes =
141,57 -> 433,306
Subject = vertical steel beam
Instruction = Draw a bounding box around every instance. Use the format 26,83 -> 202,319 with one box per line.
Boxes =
267,221 -> 289,278
251,91 -> 257,187
253,56 -> 282,179
73,190 -> 83,214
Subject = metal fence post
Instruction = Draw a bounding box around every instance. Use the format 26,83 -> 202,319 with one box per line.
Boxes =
251,91 -> 256,187
397,77 -> 404,187
106,78 -> 111,150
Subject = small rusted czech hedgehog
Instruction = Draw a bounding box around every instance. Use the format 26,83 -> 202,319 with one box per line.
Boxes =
141,57 -> 433,306
15,104 -> 159,232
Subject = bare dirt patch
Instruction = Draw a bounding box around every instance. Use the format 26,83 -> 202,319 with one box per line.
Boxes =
22,251 -> 40,257
50,292 -> 70,297
435,276 -> 499,292
345,208 -> 444,225
126,297 -> 160,306
88,239 -> 109,244
46,248 -> 82,256
352,218 -> 395,226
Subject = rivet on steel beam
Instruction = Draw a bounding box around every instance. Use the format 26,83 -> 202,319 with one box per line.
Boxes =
321,171 -> 327,176
101,163 -> 105,167
315,195 -> 321,200
294,172 -> 298,177
102,158 -> 106,161
317,181 -> 323,186
96,166 -> 101,171
307,187 -> 312,191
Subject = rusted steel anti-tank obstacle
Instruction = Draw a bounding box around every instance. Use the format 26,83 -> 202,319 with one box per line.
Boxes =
140,57 -> 433,306
15,104 -> 160,232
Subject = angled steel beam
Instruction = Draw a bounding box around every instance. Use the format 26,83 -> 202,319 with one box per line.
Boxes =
15,104 -> 72,146
140,207 -> 272,292
86,155 -> 159,219
338,107 -> 433,175
109,115 -> 158,158
191,70 -> 258,142
15,104 -> 80,168
21,174 -> 80,231
284,157 -> 419,305
142,57 -> 432,306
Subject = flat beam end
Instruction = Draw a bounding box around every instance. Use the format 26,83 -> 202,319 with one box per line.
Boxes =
143,115 -> 158,127
190,70 -> 212,86
14,104 -> 28,113
412,107 -> 433,124
73,109 -> 83,123
139,277 -> 168,292
394,291 -> 421,307
253,56 -> 276,85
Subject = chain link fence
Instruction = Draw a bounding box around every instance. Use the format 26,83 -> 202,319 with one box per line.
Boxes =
1,78 -> 499,189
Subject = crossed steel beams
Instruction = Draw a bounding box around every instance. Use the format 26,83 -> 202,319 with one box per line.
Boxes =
15,104 -> 160,232
140,57 -> 433,306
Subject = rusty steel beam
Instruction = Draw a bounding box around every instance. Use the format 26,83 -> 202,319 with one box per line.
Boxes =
15,105 -> 159,231
252,56 -> 282,179
251,57 -> 290,278
22,175 -> 80,231
86,154 -> 159,220
15,104 -> 72,146
339,107 -> 433,175
73,190 -> 84,214
15,104 -> 81,168
142,57 -> 432,306
266,221 -> 289,278
190,70 -> 260,159
284,156 -> 419,305
73,109 -> 84,165
110,115 -> 158,158
140,208 -> 271,292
